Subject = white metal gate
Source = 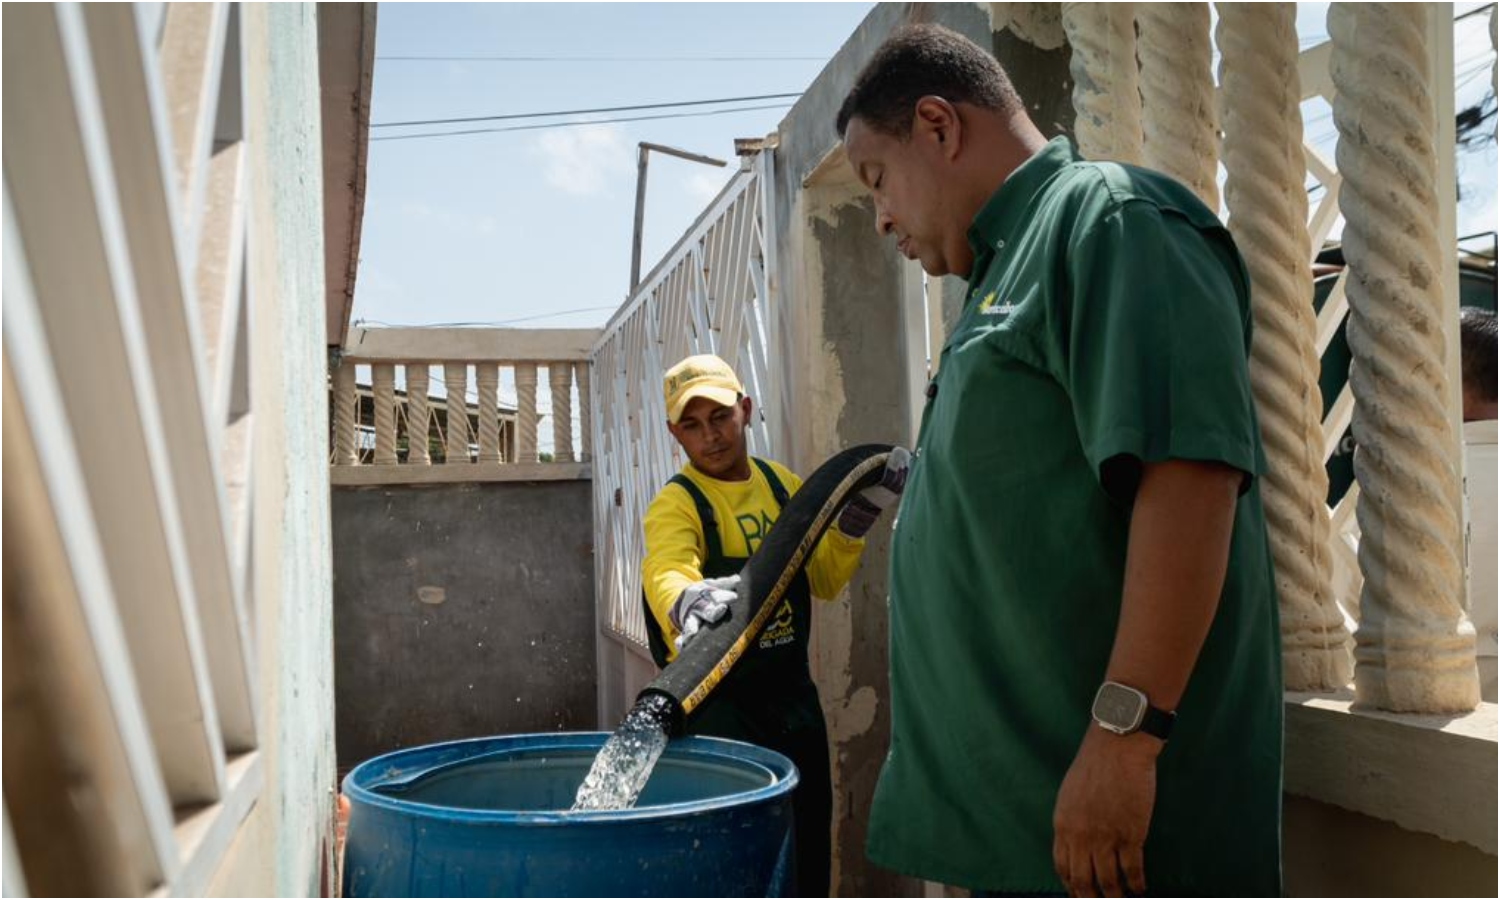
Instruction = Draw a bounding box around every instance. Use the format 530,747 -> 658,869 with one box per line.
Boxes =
3,4 -> 265,893
590,152 -> 779,649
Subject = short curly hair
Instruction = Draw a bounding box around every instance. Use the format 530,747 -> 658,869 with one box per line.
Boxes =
835,24 -> 1022,140
1461,306 -> 1497,403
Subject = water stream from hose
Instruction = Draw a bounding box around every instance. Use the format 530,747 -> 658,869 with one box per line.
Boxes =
570,693 -> 674,811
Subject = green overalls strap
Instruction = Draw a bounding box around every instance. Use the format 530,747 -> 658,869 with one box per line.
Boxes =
638,457 -> 832,898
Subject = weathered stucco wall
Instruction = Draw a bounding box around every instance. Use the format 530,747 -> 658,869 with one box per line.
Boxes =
1285,795 -> 1497,896
807,187 -> 914,897
332,481 -> 597,772
209,4 -> 337,895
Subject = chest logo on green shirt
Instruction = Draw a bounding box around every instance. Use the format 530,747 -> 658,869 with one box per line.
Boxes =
978,290 -> 1017,316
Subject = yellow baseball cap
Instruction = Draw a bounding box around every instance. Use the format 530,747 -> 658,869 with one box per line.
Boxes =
663,354 -> 744,424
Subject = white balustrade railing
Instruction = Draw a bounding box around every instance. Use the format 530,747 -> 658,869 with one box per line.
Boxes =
3,3 -> 295,892
1065,3 -> 1474,710
330,326 -> 597,484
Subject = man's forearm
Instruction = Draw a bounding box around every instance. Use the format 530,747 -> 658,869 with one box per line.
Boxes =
1049,458 -> 1244,894
1105,458 -> 1242,712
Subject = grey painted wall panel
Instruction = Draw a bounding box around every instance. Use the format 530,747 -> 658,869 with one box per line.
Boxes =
333,481 -> 597,772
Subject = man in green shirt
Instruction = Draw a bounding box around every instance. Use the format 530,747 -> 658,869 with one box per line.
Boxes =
835,25 -> 1283,896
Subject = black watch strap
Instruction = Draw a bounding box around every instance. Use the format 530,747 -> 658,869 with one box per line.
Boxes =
1140,704 -> 1176,740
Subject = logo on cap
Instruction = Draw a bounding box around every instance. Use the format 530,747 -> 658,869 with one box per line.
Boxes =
663,354 -> 744,423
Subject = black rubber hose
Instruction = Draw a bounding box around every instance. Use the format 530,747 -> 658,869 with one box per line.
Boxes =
636,443 -> 894,736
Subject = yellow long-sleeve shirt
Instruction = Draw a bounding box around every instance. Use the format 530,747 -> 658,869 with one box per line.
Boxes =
642,458 -> 866,662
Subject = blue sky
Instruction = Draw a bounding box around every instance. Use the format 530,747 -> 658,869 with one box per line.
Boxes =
355,3 -> 874,331
353,2 -> 1497,334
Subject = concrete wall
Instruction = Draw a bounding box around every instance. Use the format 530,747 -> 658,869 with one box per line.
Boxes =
1282,693 -> 1497,897
209,5 -> 339,895
807,187 -> 916,898
1285,796 -> 1497,897
332,480 -> 597,772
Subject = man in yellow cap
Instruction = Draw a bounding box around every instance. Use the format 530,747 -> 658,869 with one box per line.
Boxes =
642,352 -> 907,898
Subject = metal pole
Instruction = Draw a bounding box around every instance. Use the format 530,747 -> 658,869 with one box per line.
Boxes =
628,142 -> 727,293
629,144 -> 650,292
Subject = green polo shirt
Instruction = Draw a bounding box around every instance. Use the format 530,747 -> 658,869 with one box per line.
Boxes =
867,138 -> 1283,895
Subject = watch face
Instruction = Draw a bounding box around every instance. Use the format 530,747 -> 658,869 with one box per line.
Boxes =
1092,682 -> 1147,733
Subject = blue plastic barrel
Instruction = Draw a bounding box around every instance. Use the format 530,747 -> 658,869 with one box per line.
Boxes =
341,733 -> 799,897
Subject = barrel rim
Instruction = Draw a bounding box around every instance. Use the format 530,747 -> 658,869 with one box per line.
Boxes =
341,732 -> 800,824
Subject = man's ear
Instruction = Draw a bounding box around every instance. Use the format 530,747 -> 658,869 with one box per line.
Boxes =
913,95 -> 962,160
740,395 -> 754,421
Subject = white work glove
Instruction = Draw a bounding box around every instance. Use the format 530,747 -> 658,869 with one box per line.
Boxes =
836,447 -> 911,538
670,574 -> 742,652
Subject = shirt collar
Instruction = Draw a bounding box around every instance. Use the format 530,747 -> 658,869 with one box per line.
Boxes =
687,461 -> 754,485
966,136 -> 1079,273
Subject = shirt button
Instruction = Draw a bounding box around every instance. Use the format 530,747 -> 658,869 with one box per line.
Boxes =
996,239 -> 1006,249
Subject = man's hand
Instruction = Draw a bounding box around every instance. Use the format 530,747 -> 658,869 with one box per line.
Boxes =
670,574 -> 741,652
1052,727 -> 1159,897
837,446 -> 911,538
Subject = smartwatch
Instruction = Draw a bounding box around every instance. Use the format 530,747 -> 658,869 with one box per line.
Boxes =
1091,681 -> 1175,740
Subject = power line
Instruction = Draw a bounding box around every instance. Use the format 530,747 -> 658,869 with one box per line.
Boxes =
1456,3 -> 1496,23
370,103 -> 794,143
1457,64 -> 1495,92
372,92 -> 802,129
469,306 -> 621,326
1298,4 -> 1491,48
355,305 -> 620,328
379,54 -> 826,63
372,38 -> 1491,132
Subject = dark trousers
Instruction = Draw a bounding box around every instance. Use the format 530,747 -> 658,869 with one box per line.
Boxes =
687,681 -> 833,898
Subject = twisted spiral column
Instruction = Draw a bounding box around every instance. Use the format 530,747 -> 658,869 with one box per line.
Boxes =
1218,3 -> 1349,691
1062,3 -> 1142,164
1331,4 -> 1476,713
575,361 -> 593,463
444,362 -> 469,463
332,361 -> 358,465
406,365 -> 431,464
1139,3 -> 1219,210
991,3 -> 1067,50
372,364 -> 397,464
550,364 -> 575,463
475,364 -> 501,464
515,362 -> 539,464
